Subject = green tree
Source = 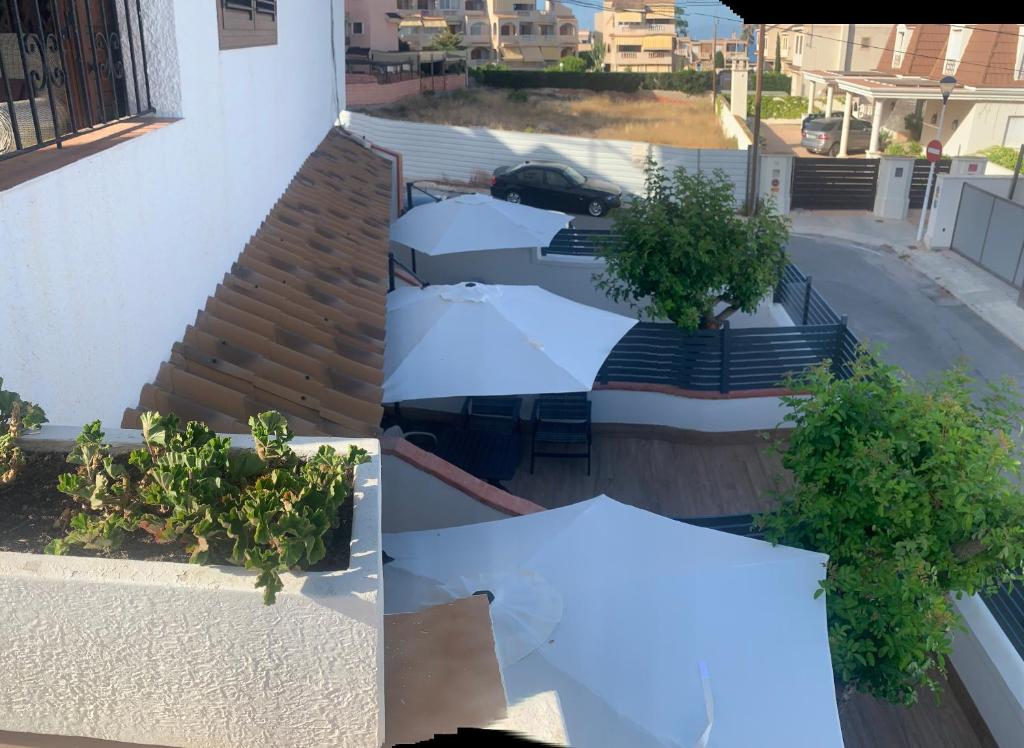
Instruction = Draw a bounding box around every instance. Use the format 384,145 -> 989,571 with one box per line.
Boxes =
759,355 -> 1024,707
675,8 -> 688,36
591,36 -> 607,71
545,55 -> 586,72
597,158 -> 790,331
426,28 -> 464,51
714,50 -> 725,69
774,34 -> 781,71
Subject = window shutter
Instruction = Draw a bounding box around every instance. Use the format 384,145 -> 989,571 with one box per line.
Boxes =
219,0 -> 277,50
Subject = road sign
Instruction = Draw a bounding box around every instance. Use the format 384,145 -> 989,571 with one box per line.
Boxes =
926,140 -> 943,162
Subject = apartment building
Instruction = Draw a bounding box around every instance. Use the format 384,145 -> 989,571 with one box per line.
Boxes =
763,24 -> 894,95
679,33 -> 747,71
383,0 -> 577,67
593,1 -> 677,73
347,0 -> 402,52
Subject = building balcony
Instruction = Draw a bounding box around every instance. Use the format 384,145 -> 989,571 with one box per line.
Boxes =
613,24 -> 675,35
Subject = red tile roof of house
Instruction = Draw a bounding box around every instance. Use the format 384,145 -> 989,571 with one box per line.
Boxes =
876,24 -> 1024,88
122,129 -> 392,437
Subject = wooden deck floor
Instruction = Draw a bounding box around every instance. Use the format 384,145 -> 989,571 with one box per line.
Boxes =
505,430 -> 996,748
505,429 -> 788,517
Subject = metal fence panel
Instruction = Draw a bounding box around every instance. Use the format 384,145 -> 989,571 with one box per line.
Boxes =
340,112 -> 750,203
951,183 -> 1024,287
983,199 -> 1024,285
950,183 -> 994,263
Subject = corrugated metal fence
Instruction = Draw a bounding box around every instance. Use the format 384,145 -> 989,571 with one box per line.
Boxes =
340,112 -> 750,202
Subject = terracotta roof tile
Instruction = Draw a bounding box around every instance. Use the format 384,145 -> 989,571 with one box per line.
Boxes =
123,130 -> 391,437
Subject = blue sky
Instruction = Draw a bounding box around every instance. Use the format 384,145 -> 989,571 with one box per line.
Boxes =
563,2 -> 744,40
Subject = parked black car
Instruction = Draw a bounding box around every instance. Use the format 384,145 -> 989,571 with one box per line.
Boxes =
490,162 -> 622,217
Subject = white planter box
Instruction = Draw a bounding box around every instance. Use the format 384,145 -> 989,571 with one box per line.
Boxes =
0,427 -> 383,748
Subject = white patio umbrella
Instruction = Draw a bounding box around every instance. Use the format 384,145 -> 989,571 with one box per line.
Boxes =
383,282 -> 638,403
390,193 -> 570,256
383,496 -> 843,748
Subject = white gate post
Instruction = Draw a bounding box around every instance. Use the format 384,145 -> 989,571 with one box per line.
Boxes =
873,156 -> 915,220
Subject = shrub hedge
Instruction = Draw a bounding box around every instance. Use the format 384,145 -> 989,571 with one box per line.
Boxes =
469,68 -> 791,96
979,145 -> 1022,171
750,72 -> 791,92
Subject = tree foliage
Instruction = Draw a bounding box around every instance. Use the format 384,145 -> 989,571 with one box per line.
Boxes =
714,50 -> 725,69
46,411 -> 369,604
545,55 -> 586,73
591,37 -> 606,70
758,354 -> 1024,705
675,8 -> 688,36
597,158 -> 789,331
426,29 -> 463,51
774,34 -> 781,71
0,378 -> 46,484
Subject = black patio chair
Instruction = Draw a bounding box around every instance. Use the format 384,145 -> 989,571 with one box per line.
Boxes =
530,393 -> 592,475
461,396 -> 523,433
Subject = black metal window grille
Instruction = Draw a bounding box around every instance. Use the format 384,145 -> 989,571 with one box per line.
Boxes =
0,0 -> 153,161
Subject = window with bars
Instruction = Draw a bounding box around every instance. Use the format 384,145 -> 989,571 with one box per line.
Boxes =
218,0 -> 277,50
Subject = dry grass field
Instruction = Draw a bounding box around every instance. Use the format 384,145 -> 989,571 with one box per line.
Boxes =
361,88 -> 736,149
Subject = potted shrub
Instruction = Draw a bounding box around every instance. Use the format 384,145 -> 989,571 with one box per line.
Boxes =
0,401 -> 383,747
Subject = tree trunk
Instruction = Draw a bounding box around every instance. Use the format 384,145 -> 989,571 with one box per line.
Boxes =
835,681 -> 856,716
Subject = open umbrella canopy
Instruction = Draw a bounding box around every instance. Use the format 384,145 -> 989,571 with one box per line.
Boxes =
384,497 -> 843,748
389,193 -> 570,255
383,283 -> 637,403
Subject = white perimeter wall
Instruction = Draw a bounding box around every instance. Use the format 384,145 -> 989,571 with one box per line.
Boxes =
340,112 -> 750,202
0,0 -> 347,426
395,243 -> 794,327
951,594 -> 1024,748
382,455 -> 510,533
924,175 -> 1024,249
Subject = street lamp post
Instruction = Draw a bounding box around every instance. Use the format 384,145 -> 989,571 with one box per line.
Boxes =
916,75 -> 956,243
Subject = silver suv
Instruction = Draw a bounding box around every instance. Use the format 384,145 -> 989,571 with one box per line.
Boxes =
801,117 -> 871,157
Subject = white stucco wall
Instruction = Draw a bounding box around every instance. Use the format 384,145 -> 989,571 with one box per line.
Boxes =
1,428 -> 382,748
0,0 -> 347,426
382,454 -> 510,532
396,243 -> 793,327
937,102 -> 1024,157
950,594 -> 1024,748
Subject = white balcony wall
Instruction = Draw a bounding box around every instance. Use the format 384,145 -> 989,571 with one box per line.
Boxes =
0,0 -> 347,426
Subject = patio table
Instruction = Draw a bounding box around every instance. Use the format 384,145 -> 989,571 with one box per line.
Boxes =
438,427 -> 522,484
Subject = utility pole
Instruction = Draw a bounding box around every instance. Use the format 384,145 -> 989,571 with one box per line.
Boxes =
747,23 -> 766,216
711,19 -> 718,103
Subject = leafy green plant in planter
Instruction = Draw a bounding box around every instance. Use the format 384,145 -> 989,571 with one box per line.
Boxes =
0,378 -> 47,484
978,145 -> 1021,171
46,411 -> 369,604
884,140 -> 923,157
758,353 -> 1024,707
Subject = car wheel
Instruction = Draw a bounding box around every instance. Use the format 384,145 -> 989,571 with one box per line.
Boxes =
505,190 -> 522,204
829,143 -> 841,157
587,200 -> 606,217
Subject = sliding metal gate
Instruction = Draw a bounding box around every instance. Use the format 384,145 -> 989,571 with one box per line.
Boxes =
791,158 -> 880,210
908,159 -> 952,209
950,183 -> 1024,287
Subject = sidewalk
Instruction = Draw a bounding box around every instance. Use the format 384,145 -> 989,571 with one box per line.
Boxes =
790,210 -> 1024,353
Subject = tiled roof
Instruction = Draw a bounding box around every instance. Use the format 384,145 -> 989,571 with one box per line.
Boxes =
122,129 -> 391,437
876,24 -> 1024,88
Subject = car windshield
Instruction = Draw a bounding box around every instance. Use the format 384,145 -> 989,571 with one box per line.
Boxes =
561,166 -> 586,185
805,120 -> 836,132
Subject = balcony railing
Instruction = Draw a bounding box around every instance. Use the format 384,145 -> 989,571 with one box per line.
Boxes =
0,0 -> 153,161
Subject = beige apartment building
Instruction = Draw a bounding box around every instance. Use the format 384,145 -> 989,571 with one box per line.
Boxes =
593,1 -> 677,73
389,0 -> 578,68
677,33 -> 748,71
762,24 -> 894,95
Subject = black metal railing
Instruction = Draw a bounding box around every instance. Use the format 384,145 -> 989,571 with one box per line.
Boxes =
542,228 -> 619,257
388,252 -> 429,292
596,263 -> 858,393
0,0 -> 152,161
